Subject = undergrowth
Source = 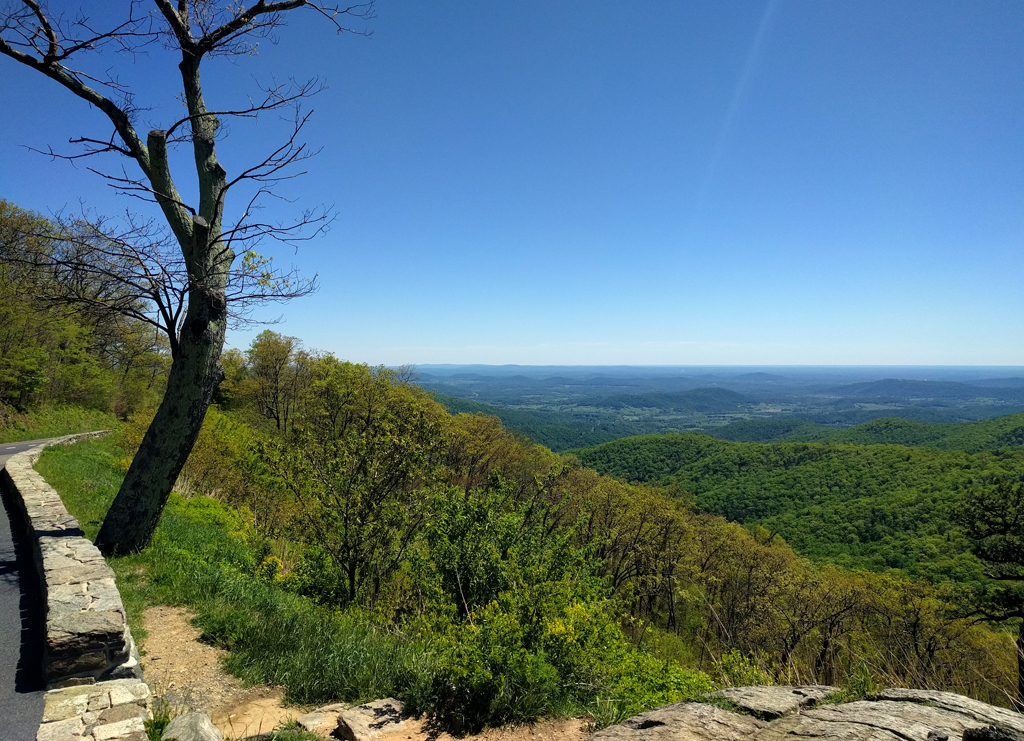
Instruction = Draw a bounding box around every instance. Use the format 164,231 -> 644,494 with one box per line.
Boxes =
35,436 -> 719,732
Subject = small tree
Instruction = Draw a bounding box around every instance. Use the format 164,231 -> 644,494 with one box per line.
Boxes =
0,1 -> 372,553
957,478 -> 1024,704
263,360 -> 450,607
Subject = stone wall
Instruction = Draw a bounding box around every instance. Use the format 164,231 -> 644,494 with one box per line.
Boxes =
1,431 -> 143,688
2,432 -> 153,740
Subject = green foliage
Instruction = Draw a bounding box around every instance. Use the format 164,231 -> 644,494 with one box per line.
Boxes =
714,412 -> 1024,453
0,404 -> 117,443
35,383 -> 1021,729
262,360 -> 450,607
0,200 -> 169,416
713,650 -> 775,687
572,432 -> 1024,583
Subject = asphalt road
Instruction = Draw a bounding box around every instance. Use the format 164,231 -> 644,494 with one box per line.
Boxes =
0,440 -> 53,740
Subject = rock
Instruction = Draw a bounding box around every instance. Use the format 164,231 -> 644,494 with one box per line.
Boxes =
875,689 -> 1024,733
297,703 -> 348,736
587,702 -> 768,741
964,727 -> 1024,741
713,685 -> 839,719
758,698 -> 985,740
162,711 -> 224,741
336,699 -> 416,741
587,687 -> 1024,741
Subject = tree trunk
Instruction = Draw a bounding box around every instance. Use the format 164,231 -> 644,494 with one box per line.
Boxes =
96,274 -> 227,555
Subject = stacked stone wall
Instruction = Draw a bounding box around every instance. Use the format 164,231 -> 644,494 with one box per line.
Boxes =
1,432 -> 152,740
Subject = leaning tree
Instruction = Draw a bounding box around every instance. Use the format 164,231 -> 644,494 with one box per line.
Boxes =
0,1 -> 371,554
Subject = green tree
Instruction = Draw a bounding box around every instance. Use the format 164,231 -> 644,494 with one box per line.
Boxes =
957,478 -> 1024,704
264,361 -> 450,607
0,2 -> 368,554
245,331 -> 315,435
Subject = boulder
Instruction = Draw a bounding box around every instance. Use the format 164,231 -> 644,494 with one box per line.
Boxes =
297,703 -> 348,736
336,698 -> 416,741
162,711 -> 224,741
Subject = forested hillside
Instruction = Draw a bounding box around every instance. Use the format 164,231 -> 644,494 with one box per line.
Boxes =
712,413 -> 1024,451
0,201 -> 167,438
25,327 -> 1014,727
571,432 -> 1024,582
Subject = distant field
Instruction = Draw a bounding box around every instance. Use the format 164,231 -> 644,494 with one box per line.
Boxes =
423,366 -> 1024,451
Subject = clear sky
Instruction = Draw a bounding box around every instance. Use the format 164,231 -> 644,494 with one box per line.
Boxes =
2,1 -> 1022,366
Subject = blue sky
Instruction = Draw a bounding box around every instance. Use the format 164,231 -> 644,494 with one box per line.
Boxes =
2,1 -> 1022,365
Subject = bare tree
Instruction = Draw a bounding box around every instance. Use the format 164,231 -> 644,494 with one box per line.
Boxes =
0,0 -> 372,554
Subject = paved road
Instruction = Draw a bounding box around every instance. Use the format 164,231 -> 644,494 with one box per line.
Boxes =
0,440 -> 53,740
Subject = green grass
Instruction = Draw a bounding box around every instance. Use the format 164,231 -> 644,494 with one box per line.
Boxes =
0,404 -> 117,443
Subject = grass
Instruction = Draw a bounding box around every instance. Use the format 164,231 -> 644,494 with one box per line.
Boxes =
0,404 -> 117,443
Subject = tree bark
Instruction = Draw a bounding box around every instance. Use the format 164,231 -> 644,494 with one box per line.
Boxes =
96,233 -> 228,554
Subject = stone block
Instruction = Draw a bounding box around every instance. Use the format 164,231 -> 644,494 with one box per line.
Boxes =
46,650 -> 109,677
92,717 -> 146,740
42,690 -> 91,722
47,563 -> 114,585
108,679 -> 150,706
47,584 -> 93,612
49,610 -> 125,657
36,716 -> 86,741
98,702 -> 149,725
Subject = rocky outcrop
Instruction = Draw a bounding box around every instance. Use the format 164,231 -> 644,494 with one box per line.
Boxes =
0,431 -> 141,688
588,686 -> 1024,741
588,701 -> 768,741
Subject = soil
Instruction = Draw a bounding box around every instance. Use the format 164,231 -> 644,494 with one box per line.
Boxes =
139,606 -> 590,741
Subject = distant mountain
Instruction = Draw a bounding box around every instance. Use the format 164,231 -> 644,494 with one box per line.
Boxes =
971,377 -> 1024,388
833,379 -> 982,399
733,372 -> 789,382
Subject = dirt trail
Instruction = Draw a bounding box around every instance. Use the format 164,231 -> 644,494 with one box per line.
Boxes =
140,606 -> 589,741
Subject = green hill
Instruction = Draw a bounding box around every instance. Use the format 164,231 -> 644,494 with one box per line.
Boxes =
570,432 -> 1024,584
711,412 -> 1024,452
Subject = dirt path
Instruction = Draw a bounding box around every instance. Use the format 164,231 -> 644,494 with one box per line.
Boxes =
141,606 -> 302,738
140,606 -> 589,741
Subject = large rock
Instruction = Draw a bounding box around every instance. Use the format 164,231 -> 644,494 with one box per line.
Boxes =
336,698 -> 416,741
714,685 -> 839,719
588,702 -> 768,741
587,686 -> 1024,741
297,703 -> 348,736
162,711 -> 224,741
